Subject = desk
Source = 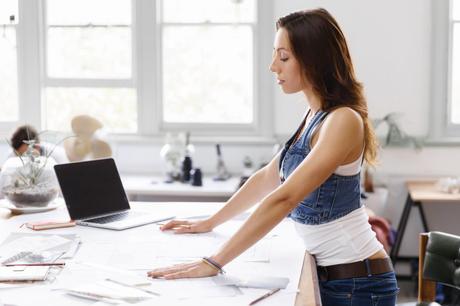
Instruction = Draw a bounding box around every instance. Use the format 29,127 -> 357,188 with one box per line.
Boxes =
121,175 -> 241,202
0,201 -> 321,306
390,180 -> 460,277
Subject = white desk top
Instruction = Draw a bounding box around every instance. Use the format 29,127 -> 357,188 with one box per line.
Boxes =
0,201 -> 319,306
121,175 -> 241,197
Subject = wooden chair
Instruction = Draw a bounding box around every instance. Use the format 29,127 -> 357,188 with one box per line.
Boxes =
417,231 -> 460,306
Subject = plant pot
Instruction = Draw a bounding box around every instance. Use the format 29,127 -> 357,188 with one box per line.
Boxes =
0,156 -> 59,208
2,184 -> 58,207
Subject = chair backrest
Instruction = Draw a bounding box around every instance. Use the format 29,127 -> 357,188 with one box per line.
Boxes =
418,231 -> 460,304
424,231 -> 460,288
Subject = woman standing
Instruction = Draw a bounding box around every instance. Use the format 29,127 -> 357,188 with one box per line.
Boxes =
149,8 -> 399,306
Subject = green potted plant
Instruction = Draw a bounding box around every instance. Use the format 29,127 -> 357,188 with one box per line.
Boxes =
373,112 -> 423,150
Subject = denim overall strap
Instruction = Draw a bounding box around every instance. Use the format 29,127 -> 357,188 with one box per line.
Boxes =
299,111 -> 329,150
279,110 -> 323,182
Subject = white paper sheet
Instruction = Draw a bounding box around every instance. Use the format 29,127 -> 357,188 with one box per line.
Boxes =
213,274 -> 290,289
54,261 -> 152,288
147,277 -> 240,299
106,232 -> 271,269
0,266 -> 50,281
54,261 -> 239,301
58,280 -> 154,304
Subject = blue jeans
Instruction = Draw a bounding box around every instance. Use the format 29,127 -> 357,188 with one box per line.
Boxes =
319,271 -> 399,306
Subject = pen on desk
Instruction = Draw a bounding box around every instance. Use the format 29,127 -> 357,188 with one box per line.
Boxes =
248,288 -> 281,305
4,262 -> 65,267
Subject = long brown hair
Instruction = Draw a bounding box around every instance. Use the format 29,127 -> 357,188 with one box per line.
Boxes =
277,8 -> 378,165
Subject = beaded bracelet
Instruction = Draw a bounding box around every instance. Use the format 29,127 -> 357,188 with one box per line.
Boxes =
202,257 -> 225,274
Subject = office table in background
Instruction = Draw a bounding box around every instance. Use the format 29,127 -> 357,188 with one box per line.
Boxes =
121,175 -> 241,202
0,201 -> 321,306
390,180 -> 460,279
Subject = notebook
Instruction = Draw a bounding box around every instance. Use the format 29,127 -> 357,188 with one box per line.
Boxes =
54,158 -> 173,230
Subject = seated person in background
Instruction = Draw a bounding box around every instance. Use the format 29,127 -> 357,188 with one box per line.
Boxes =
9,125 -> 68,164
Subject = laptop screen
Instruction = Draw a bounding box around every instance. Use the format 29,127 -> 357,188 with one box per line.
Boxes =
54,158 -> 130,220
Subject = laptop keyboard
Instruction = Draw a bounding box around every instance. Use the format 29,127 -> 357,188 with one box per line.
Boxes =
85,211 -> 131,224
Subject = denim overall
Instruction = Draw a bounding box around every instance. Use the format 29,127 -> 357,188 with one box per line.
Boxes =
279,110 -> 399,306
279,110 -> 361,225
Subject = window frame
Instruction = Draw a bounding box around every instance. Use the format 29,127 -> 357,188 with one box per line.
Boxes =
158,1 -> 257,135
16,0 -> 41,131
0,23 -> 19,128
40,0 -> 137,133
1,0 -> 274,141
430,0 -> 460,141
142,0 -> 274,138
0,0 -> 20,132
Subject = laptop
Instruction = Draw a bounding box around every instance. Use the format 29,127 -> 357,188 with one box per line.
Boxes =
54,158 -> 173,230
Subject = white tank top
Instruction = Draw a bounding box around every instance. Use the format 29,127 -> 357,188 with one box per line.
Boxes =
293,206 -> 383,266
334,150 -> 363,176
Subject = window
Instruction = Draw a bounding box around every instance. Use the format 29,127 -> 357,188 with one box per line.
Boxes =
160,0 -> 255,125
450,0 -> 460,124
430,0 -> 460,139
0,0 -> 272,139
43,0 -> 137,133
0,0 -> 18,122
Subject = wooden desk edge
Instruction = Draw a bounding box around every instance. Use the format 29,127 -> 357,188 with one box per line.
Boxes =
406,180 -> 460,202
295,251 -> 321,306
406,179 -> 438,189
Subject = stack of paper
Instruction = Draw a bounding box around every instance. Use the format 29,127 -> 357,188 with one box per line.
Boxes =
0,233 -> 80,266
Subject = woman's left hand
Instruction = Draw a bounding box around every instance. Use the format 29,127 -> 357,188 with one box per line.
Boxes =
147,260 -> 218,280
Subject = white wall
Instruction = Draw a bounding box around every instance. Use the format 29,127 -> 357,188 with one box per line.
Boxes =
271,0 -> 460,180
273,0 -> 433,137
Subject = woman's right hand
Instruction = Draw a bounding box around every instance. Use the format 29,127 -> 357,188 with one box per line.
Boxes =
159,218 -> 213,234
